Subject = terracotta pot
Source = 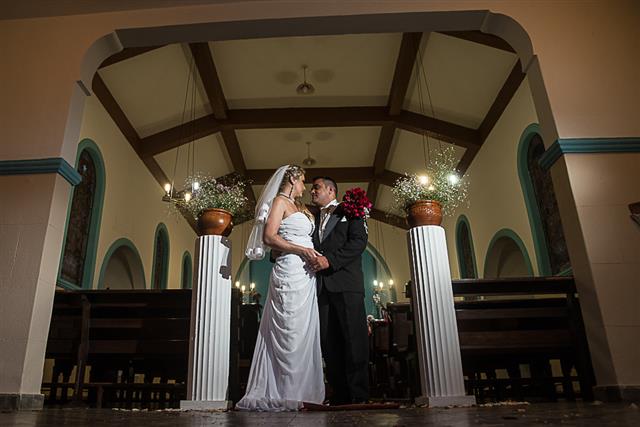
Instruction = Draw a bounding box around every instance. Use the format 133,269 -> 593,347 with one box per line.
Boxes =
407,200 -> 443,228
197,208 -> 233,236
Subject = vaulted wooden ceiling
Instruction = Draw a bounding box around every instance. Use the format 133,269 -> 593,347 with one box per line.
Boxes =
93,31 -> 523,230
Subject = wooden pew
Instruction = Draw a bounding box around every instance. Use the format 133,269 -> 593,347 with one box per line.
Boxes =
370,276 -> 595,402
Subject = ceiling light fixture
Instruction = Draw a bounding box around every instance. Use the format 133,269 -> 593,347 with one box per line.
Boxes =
302,141 -> 317,166
296,65 -> 315,95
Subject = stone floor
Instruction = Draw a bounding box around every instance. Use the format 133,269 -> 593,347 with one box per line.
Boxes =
1,402 -> 639,426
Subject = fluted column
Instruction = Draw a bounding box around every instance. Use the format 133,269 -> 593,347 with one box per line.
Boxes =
180,235 -> 232,410
408,225 -> 475,407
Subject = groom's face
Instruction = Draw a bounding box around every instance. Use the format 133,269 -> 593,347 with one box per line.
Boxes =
311,178 -> 335,207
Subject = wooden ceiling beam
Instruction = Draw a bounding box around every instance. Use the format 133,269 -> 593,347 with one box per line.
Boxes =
189,42 -> 228,119
246,167 -> 375,186
395,110 -> 481,149
439,31 -> 516,53
92,74 -> 198,233
388,32 -> 423,115
99,46 -> 165,69
140,107 -> 478,157
370,32 -> 423,204
188,42 -> 255,206
369,208 -> 408,230
455,60 -> 525,175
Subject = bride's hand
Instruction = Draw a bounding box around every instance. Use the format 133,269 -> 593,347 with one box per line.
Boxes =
298,247 -> 319,261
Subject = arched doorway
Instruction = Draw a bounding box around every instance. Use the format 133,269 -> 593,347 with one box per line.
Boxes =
484,229 -> 533,278
98,238 -> 146,289
57,138 -> 105,289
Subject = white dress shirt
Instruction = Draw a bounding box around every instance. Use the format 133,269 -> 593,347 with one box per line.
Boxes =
319,199 -> 339,241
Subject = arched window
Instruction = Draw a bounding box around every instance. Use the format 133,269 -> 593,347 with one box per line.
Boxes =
518,124 -> 571,276
455,215 -> 478,279
484,229 -> 534,278
58,139 -> 105,289
151,223 -> 170,289
181,251 -> 193,289
98,238 -> 146,289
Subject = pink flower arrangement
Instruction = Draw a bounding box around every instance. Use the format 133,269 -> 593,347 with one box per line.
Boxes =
341,187 -> 372,219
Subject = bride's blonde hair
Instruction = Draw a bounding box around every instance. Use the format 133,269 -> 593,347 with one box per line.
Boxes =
279,165 -> 314,222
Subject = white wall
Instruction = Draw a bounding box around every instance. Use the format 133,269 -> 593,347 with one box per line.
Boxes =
77,95 -> 197,289
444,77 -> 540,278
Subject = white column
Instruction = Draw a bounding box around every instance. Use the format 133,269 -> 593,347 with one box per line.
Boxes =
181,235 -> 232,410
408,225 -> 475,407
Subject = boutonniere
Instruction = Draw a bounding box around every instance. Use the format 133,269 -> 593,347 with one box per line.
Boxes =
341,187 -> 372,220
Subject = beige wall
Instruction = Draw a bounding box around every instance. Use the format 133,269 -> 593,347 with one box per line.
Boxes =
77,95 -> 197,290
444,77 -> 539,278
1,0 -> 638,398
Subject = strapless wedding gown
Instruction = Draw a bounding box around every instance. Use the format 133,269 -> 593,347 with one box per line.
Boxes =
236,212 -> 325,411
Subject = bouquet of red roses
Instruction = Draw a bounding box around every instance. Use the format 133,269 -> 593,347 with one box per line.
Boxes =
341,187 -> 372,219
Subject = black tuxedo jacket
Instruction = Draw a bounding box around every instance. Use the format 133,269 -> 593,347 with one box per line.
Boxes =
313,204 -> 368,294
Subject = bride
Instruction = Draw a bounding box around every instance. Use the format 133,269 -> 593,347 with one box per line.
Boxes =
236,165 -> 325,411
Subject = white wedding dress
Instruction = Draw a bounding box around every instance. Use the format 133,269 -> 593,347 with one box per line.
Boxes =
236,212 -> 325,411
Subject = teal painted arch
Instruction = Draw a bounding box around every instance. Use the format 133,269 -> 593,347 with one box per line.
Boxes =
517,123 -> 550,276
455,214 -> 478,279
181,251 -> 193,289
151,222 -> 170,289
98,237 -> 146,289
483,228 -> 534,278
57,138 -> 106,290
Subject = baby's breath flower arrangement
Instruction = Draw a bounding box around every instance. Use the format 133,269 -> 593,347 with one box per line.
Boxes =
391,146 -> 469,217
173,173 -> 248,221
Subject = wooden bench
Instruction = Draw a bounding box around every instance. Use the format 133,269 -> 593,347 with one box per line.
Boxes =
370,276 -> 595,402
44,289 -> 191,408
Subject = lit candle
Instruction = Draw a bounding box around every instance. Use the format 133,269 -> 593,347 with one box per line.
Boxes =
235,281 -> 240,288
192,181 -> 200,191
388,279 -> 394,288
241,285 -> 246,293
373,280 -> 378,288
184,192 -> 192,202
164,183 -> 171,194
250,282 -> 255,290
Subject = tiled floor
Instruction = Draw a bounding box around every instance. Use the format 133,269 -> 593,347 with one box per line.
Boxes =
2,402 -> 639,426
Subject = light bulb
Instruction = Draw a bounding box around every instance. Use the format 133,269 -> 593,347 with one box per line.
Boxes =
184,192 -> 192,202
447,173 -> 460,185
389,279 -> 394,287
373,280 -> 378,287
250,282 -> 255,290
418,175 -> 429,185
192,181 -> 200,191
164,183 -> 171,194
235,281 -> 240,288
241,285 -> 246,293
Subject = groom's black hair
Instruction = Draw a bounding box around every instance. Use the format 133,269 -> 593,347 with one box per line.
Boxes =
312,176 -> 338,195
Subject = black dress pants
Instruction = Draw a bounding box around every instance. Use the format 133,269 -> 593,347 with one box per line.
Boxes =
318,288 -> 369,403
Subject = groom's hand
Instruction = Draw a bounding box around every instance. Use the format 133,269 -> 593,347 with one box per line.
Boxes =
310,256 -> 330,272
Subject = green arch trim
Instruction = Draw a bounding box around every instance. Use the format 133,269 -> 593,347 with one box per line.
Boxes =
150,222 -> 170,289
56,138 -> 106,290
97,237 -> 146,289
181,251 -> 193,289
455,214 -> 478,279
517,123 -> 550,276
484,228 -> 534,278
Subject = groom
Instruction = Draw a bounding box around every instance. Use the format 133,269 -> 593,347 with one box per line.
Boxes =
309,176 -> 370,405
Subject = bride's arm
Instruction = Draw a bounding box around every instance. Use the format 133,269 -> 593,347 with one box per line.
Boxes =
263,197 -> 319,261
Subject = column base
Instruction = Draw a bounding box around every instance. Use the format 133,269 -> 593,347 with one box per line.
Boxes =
414,394 -> 476,407
594,385 -> 640,402
0,393 -> 44,411
180,400 -> 232,410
